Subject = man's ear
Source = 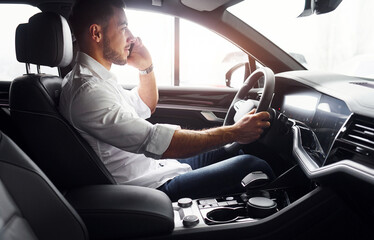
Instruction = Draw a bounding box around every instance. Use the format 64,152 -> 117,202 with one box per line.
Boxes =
89,24 -> 102,43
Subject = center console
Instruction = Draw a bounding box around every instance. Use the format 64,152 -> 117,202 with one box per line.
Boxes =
170,164 -> 314,234
65,166 -> 313,239
173,189 -> 290,229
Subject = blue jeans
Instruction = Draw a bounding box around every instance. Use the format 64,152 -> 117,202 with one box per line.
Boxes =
157,148 -> 274,202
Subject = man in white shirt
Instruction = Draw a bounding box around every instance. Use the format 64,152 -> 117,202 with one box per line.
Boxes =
60,0 -> 274,201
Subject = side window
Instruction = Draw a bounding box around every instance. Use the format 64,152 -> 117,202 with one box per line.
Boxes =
0,4 -> 58,81
111,10 -> 174,86
111,9 -> 247,88
179,19 -> 246,87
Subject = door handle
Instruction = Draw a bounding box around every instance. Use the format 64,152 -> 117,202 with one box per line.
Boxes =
200,111 -> 224,123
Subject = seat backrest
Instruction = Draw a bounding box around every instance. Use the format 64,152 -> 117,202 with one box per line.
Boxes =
0,131 -> 88,240
9,12 -> 115,190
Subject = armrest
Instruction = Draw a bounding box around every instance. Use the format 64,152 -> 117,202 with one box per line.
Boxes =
65,185 -> 174,239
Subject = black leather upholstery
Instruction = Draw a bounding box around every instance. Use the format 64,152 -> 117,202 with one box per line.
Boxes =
66,185 -> 175,239
0,131 -> 88,240
10,75 -> 115,189
10,12 -> 116,189
0,180 -> 37,240
0,131 -> 175,240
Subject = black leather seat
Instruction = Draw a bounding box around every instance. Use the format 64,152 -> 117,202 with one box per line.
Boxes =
9,12 -> 115,190
0,130 -> 88,240
0,130 -> 174,240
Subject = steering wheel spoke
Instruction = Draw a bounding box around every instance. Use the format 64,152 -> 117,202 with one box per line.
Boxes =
233,99 -> 259,123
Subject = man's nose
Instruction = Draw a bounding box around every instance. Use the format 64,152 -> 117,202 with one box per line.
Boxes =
126,29 -> 135,43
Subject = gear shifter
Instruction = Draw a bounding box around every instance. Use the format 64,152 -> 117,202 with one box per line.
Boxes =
241,171 -> 269,189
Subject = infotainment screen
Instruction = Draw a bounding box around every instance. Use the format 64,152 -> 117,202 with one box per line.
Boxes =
309,94 -> 351,154
281,90 -> 351,165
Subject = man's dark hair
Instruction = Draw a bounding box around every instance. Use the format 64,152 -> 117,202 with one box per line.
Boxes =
69,0 -> 125,41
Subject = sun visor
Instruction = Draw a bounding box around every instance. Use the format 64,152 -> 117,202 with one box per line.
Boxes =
181,0 -> 230,11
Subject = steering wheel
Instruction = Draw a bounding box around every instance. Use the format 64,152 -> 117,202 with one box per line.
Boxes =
223,67 -> 275,150
224,67 -> 275,126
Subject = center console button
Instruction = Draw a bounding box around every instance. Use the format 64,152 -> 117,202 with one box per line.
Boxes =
183,215 -> 199,227
218,202 -> 228,206
227,200 -> 238,205
178,197 -> 193,208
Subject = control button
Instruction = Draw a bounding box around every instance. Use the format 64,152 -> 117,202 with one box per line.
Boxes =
178,198 -> 193,208
182,215 -> 199,228
227,200 -> 238,205
218,202 -> 228,206
205,199 -> 218,205
225,196 -> 234,201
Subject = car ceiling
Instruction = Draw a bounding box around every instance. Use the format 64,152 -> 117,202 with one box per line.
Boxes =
0,0 -> 304,73
0,0 -> 242,11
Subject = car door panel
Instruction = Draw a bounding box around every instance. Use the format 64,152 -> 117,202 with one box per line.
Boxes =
147,87 -> 237,130
0,81 -> 10,107
0,81 -> 12,136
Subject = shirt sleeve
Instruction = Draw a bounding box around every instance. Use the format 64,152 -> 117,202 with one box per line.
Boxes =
130,87 -> 151,119
70,81 -> 178,159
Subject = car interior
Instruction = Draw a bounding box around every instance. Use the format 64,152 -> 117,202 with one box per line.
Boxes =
1,0 -> 374,240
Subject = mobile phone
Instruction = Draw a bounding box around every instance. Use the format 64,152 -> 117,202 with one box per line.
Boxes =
128,43 -> 134,57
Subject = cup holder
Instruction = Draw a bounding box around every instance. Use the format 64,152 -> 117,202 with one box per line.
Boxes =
206,207 -> 246,224
199,193 -> 284,225
205,197 -> 277,224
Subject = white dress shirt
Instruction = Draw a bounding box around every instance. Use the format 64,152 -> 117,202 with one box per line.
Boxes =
59,52 -> 192,188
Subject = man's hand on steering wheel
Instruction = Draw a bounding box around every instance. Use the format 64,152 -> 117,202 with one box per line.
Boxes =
231,109 -> 271,144
223,67 -> 275,152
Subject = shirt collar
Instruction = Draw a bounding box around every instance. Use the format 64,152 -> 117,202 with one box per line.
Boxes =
76,51 -> 115,81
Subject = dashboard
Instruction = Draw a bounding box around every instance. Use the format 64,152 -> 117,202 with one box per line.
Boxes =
272,70 -> 374,184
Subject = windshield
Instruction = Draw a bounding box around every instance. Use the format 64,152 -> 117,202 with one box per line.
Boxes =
228,0 -> 374,79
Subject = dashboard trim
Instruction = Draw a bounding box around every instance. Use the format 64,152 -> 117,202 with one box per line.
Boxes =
292,125 -> 374,184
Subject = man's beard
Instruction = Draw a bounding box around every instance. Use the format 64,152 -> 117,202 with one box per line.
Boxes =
103,36 -> 127,65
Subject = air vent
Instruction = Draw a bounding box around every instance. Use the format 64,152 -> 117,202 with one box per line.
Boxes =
343,116 -> 374,151
349,81 -> 374,89
325,115 -> 374,167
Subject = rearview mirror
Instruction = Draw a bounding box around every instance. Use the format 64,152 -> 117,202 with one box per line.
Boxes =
299,0 -> 342,17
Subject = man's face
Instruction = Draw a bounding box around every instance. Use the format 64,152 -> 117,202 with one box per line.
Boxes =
102,7 -> 133,65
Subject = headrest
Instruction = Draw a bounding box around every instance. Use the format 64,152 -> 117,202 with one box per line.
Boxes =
15,12 -> 73,68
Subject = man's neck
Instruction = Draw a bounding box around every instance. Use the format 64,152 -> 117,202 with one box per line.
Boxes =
79,47 -> 112,71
